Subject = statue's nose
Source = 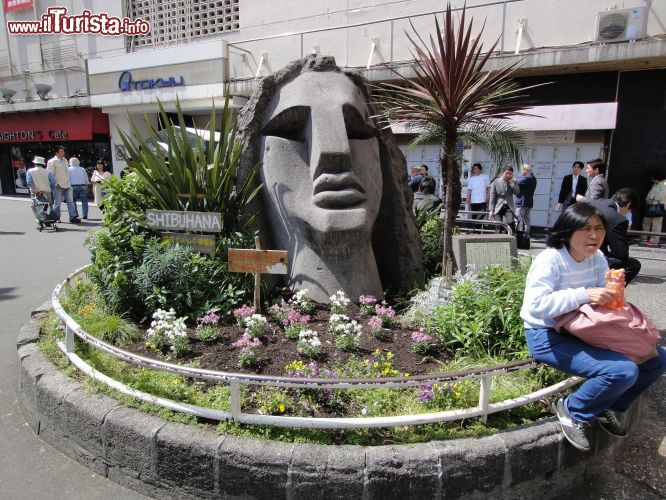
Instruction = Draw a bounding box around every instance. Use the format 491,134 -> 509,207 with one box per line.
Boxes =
310,109 -> 352,179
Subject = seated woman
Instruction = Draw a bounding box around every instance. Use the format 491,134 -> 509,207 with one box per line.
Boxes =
413,176 -> 442,213
521,202 -> 666,452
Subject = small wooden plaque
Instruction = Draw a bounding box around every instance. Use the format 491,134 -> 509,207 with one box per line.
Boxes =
228,249 -> 288,274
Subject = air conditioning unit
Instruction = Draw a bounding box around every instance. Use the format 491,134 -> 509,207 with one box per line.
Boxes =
595,6 -> 648,44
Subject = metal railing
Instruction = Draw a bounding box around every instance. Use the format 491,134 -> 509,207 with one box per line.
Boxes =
455,211 -> 515,235
225,0 -> 527,80
51,266 -> 580,429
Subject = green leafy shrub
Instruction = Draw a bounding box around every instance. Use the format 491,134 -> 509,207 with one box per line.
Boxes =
425,260 -> 531,358
86,99 -> 260,323
196,325 -> 220,342
75,309 -> 141,347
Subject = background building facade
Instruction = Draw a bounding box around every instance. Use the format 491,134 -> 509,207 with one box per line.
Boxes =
2,0 -> 665,229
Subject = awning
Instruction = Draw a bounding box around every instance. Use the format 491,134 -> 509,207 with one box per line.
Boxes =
0,108 -> 109,143
390,102 -> 618,134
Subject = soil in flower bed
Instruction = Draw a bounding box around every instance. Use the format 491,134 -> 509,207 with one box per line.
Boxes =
125,304 -> 449,377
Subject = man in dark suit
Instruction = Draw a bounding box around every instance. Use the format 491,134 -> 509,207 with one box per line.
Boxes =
516,164 -> 537,234
577,159 -> 609,202
590,188 -> 641,284
557,161 -> 587,211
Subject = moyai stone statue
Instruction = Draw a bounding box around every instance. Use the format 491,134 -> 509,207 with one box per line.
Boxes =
236,55 -> 423,303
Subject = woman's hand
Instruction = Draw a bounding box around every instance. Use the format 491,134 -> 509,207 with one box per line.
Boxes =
587,287 -> 615,305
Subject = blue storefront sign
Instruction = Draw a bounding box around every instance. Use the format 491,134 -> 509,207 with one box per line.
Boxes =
118,70 -> 185,91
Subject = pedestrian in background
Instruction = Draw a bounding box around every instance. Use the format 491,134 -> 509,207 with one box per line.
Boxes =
557,161 -> 587,211
68,157 -> 89,220
413,176 -> 442,213
489,166 -> 520,230
466,163 -> 490,219
91,159 -> 112,205
643,170 -> 666,244
47,145 -> 79,223
516,164 -> 537,234
577,159 -> 609,202
26,155 -> 54,201
590,189 -> 641,284
408,165 -> 423,192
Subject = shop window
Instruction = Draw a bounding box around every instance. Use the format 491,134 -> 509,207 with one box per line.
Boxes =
125,0 -> 239,50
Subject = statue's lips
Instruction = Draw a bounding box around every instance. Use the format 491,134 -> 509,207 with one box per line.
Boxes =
312,174 -> 366,209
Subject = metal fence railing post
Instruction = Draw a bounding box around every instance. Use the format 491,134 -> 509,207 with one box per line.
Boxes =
65,324 -> 74,355
230,381 -> 241,420
478,376 -> 492,423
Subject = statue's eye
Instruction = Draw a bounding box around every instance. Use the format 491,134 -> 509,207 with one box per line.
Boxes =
343,104 -> 377,140
262,106 -> 309,142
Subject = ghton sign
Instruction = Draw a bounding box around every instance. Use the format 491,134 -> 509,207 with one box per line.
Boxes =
146,210 -> 221,233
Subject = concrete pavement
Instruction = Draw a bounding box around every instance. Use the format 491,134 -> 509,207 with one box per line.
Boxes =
0,197 -> 145,499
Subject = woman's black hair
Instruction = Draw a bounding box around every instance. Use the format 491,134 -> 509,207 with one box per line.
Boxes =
419,176 -> 436,194
546,202 -> 605,249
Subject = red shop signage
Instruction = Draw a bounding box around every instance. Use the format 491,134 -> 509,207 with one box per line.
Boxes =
4,0 -> 33,13
0,108 -> 109,143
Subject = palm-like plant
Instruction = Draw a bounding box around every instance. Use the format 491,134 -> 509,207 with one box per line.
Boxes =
374,4 -> 538,282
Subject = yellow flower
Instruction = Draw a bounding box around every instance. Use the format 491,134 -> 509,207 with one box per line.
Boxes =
454,392 -> 461,398
386,352 -> 394,359
278,404 -> 285,413
372,362 -> 379,368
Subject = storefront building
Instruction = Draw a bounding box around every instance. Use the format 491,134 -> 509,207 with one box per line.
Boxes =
87,40 -> 231,175
0,108 -> 110,195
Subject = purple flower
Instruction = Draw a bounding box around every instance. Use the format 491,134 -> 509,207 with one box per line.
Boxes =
233,304 -> 254,319
367,315 -> 383,331
411,329 -> 433,343
375,302 -> 396,318
359,295 -> 377,305
197,309 -> 220,326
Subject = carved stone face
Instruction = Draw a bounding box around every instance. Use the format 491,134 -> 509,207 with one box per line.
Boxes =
259,71 -> 382,251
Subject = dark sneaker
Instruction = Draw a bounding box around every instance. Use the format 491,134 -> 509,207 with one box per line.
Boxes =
597,409 -> 626,437
69,217 -> 81,223
552,397 -> 590,452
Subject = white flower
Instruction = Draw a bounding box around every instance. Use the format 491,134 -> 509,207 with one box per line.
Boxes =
244,314 -> 267,329
329,290 -> 350,308
329,314 -> 350,324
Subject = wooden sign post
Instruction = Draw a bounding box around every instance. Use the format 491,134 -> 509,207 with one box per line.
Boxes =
228,236 -> 288,312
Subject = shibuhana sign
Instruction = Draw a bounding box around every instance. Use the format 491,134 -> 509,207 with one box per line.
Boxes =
146,210 -> 221,233
228,249 -> 288,274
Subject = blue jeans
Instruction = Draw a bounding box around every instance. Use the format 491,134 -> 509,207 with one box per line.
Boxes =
52,186 -> 77,220
526,327 -> 666,423
71,185 -> 88,218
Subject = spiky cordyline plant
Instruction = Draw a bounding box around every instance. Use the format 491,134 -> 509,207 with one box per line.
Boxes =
373,4 -> 540,283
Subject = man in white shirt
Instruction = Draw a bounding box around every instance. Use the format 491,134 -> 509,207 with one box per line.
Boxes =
466,163 -> 490,219
47,145 -> 79,223
68,157 -> 89,220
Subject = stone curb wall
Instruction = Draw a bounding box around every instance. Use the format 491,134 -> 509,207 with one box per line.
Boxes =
18,305 -> 642,499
